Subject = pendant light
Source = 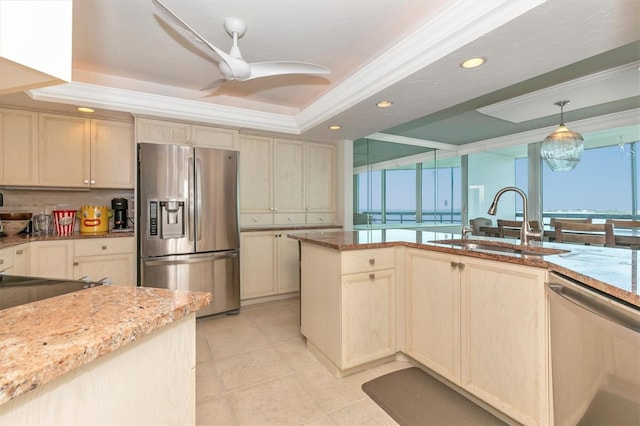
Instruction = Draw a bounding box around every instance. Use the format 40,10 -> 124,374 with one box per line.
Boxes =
540,100 -> 584,172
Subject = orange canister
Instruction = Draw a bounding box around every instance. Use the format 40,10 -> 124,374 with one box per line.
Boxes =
78,205 -> 112,234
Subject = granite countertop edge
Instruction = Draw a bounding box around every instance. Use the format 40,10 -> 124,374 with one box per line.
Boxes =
0,285 -> 211,405
289,231 -> 640,308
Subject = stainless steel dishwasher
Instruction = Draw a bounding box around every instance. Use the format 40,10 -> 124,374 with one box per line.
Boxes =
547,272 -> 640,425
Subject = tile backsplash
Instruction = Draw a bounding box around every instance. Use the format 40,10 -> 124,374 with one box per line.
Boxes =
0,188 -> 135,226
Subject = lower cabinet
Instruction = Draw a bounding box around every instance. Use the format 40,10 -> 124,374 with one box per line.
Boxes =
30,240 -> 74,279
26,237 -> 135,285
405,248 -> 549,426
301,243 -> 396,375
240,230 -> 300,300
73,238 -> 135,286
13,244 -> 30,275
0,246 -> 16,273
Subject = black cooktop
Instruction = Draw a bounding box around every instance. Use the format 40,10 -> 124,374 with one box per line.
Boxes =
0,274 -> 102,310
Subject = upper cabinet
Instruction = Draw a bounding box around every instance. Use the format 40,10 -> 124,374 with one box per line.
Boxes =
135,117 -> 239,150
239,135 -> 337,226
0,108 -> 39,186
38,114 -> 134,189
0,110 -> 134,189
0,1 -> 72,95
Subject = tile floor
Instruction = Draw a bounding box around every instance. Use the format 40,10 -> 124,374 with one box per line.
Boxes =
195,297 -> 408,426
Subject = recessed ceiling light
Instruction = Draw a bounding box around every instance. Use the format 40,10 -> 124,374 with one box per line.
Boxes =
376,100 -> 393,108
77,107 -> 94,113
460,57 -> 486,69
328,125 -> 341,130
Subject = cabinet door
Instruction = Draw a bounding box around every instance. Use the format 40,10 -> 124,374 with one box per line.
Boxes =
273,139 -> 304,213
0,246 -> 15,273
239,135 -> 273,214
38,113 -> 90,187
277,234 -> 300,294
0,108 -> 38,186
240,231 -> 276,299
74,253 -> 135,286
405,249 -> 461,383
135,118 -> 190,145
306,142 -> 336,212
460,257 -> 548,426
13,243 -> 30,275
30,240 -> 73,279
190,125 -> 239,150
341,269 -> 395,369
90,119 -> 134,188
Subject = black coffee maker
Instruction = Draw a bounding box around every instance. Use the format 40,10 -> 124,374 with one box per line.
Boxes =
111,198 -> 129,229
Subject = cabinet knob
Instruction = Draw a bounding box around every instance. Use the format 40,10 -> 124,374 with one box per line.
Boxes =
450,261 -> 458,268
369,258 -> 375,265
288,217 -> 293,222
16,250 -> 23,255
458,263 -> 465,270
319,216 -> 324,221
73,261 -> 79,266
369,273 -> 375,280
83,179 -> 90,184
0,259 -> 3,265
101,245 -> 107,250
273,207 -> 278,211
253,218 -> 258,222
90,180 -> 96,185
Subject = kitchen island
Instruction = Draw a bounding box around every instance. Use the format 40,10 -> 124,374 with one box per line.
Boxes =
290,229 -> 639,426
0,284 -> 211,425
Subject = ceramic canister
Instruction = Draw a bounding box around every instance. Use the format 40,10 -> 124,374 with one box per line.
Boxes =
78,205 -> 112,233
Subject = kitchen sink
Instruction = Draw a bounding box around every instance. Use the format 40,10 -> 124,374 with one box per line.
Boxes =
431,239 -> 569,256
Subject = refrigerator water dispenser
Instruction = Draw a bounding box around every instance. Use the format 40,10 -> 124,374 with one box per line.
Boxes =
148,200 -> 185,238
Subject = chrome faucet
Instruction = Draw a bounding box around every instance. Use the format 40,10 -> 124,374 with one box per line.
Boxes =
461,205 -> 472,239
487,186 -> 542,246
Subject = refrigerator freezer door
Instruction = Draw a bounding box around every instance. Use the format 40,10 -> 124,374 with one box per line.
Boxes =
141,250 -> 240,317
195,148 -> 239,252
139,143 -> 194,257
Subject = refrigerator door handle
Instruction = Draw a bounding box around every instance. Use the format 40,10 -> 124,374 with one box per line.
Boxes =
188,157 -> 195,242
144,252 -> 238,266
196,157 -> 203,242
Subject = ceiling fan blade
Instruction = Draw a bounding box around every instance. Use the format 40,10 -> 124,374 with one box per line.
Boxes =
200,78 -> 225,92
247,62 -> 330,80
151,0 -> 247,79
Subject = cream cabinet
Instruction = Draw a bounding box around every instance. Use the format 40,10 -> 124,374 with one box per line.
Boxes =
239,230 -> 299,300
90,119 -> 135,188
301,244 -> 396,375
135,117 -> 239,150
73,237 -> 135,286
405,249 -> 461,383
405,249 -> 549,426
0,246 -> 16,273
30,240 -> 74,279
460,257 -> 548,426
0,108 -> 39,186
38,114 -> 133,189
239,135 -> 336,226
12,243 -> 30,275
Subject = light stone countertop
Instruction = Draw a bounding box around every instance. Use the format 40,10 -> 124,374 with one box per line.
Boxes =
0,285 -> 211,405
289,229 -> 640,308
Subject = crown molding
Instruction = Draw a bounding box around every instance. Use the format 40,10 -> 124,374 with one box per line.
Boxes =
28,81 -> 300,133
295,0 -> 546,132
477,61 -> 640,123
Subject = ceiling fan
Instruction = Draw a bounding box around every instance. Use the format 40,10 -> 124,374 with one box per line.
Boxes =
152,0 -> 330,88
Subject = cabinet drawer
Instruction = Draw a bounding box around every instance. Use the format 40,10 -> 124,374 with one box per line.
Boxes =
73,237 -> 134,256
341,248 -> 395,275
0,247 -> 16,272
274,213 -> 306,225
306,212 -> 335,225
240,213 -> 274,226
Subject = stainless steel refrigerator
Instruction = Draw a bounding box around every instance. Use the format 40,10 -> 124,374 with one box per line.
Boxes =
137,143 -> 240,317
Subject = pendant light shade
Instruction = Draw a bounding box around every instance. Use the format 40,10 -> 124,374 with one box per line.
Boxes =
540,100 -> 584,172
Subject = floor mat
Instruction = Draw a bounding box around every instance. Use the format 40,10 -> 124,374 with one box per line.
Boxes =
362,367 -> 507,426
